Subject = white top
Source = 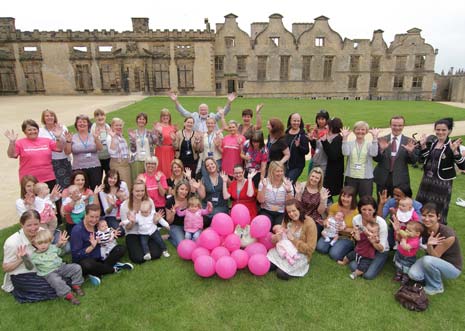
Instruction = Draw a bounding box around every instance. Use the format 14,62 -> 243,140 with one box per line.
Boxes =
120,199 -> 155,235
99,181 -> 129,217
136,210 -> 169,235
352,214 -> 389,252
39,126 -> 69,160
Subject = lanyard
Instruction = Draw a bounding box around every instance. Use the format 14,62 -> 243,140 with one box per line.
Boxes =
78,134 -> 89,149
45,128 -> 56,141
355,141 -> 365,162
137,129 -> 146,150
207,132 -> 214,150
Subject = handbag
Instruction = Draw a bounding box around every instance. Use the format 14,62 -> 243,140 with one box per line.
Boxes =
394,283 -> 429,312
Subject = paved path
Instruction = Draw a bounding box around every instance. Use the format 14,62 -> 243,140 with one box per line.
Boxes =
0,97 -> 464,229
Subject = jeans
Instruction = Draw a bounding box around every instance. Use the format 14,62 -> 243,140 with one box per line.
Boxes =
140,231 -> 167,254
286,167 -> 304,185
349,250 -> 389,280
169,225 -> 185,247
316,237 -> 354,261
408,255 -> 461,292
185,230 -> 202,241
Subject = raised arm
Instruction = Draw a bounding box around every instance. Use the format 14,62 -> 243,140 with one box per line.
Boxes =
169,90 -> 193,118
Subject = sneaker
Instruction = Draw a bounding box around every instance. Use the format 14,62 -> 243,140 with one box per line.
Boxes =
456,198 -> 465,207
88,275 -> 101,286
349,272 -> 357,280
143,253 -> 152,261
162,251 -> 170,258
114,262 -> 134,273
72,285 -> 85,296
424,286 -> 444,296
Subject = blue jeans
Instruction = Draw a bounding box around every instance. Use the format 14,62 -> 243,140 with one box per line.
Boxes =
349,250 -> 389,280
140,231 -> 167,254
286,167 -> 304,184
169,225 -> 185,248
185,230 -> 201,241
408,255 -> 461,292
316,237 -> 354,261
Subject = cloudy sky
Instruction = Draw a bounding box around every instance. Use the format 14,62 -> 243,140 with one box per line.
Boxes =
3,0 -> 464,73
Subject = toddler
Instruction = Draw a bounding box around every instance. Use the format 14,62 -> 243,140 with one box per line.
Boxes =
95,220 -> 117,259
393,221 -> 424,284
176,197 -> 213,241
394,197 -> 420,225
33,182 -> 58,233
28,230 -> 84,305
321,211 -> 346,246
273,224 -> 300,265
62,185 -> 87,224
137,200 -> 170,260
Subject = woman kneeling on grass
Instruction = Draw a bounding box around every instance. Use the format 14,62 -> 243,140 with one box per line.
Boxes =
408,202 -> 462,295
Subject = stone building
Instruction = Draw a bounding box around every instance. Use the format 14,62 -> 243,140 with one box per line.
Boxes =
434,69 -> 465,103
0,14 -> 436,100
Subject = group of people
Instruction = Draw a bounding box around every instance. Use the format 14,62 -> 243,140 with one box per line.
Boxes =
2,94 -> 464,305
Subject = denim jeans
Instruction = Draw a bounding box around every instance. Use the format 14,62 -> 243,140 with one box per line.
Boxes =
408,255 -> 461,292
185,230 -> 202,241
349,250 -> 389,280
168,225 -> 185,248
316,237 -> 354,261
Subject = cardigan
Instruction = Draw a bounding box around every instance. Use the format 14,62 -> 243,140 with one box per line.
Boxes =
420,138 -> 465,181
284,216 -> 317,262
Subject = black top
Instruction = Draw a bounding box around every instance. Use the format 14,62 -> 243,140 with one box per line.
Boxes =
285,129 -> 309,170
267,136 -> 288,163
165,196 -> 186,227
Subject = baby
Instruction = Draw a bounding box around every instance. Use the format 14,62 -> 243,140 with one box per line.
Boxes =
394,197 -> 420,225
62,185 -> 87,225
137,200 -> 170,260
33,182 -> 58,233
273,224 -> 300,265
95,220 -> 117,259
393,221 -> 424,284
321,211 -> 346,246
114,189 -> 128,220
28,230 -> 84,305
176,197 -> 212,241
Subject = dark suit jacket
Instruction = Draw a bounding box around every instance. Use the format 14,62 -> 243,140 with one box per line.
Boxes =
373,134 -> 418,188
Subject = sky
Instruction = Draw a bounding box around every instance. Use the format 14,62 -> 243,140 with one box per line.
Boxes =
3,0 -> 464,74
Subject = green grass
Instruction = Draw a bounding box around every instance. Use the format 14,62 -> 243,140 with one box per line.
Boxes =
1,98 -> 465,330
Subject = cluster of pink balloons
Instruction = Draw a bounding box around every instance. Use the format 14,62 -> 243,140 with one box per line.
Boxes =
176,204 -> 275,279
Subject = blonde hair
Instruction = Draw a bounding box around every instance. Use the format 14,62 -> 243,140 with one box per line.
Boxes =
188,196 -> 202,208
145,156 -> 159,168
306,167 -> 324,191
140,200 -> 153,213
68,185 -> 79,194
40,109 -> 57,125
33,182 -> 48,196
160,108 -> 172,124
267,161 -> 285,185
93,108 -> 105,117
33,230 -> 53,245
111,117 -> 124,126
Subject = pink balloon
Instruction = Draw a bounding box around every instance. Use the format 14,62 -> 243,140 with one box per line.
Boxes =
191,247 -> 210,262
197,229 -> 221,250
194,255 -> 216,278
211,213 -> 234,236
215,256 -> 237,279
223,234 -> 241,252
211,246 -> 230,261
248,254 -> 270,276
258,232 -> 275,251
231,204 -> 251,227
231,249 -> 249,269
176,239 -> 197,260
244,242 -> 268,257
250,215 -> 271,238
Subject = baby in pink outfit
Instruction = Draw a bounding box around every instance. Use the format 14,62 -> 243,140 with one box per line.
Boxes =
273,224 -> 300,265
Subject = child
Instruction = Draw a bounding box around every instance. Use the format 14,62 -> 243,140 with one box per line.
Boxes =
395,197 -> 420,224
176,197 -> 213,241
241,131 -> 268,188
62,185 -> 87,225
338,222 -> 380,280
321,211 -> 345,246
33,182 -> 58,234
95,220 -> 117,259
393,221 -> 424,284
137,200 -> 171,260
272,224 -> 300,265
29,230 -> 84,305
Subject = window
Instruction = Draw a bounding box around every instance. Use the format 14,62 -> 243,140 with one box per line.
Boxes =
270,37 -> 279,46
412,76 -> 423,88
348,75 -> 358,89
0,64 -> 17,92
349,55 -> 360,71
73,46 -> 88,52
100,63 -> 119,90
215,56 -> 224,71
216,82 -> 222,90
257,56 -> 267,81
22,62 -> 44,92
225,37 -> 235,48
393,76 -> 404,89
369,76 -> 379,89
302,56 -> 312,81
371,56 -> 381,71
177,61 -> 194,89
343,97 -> 349,100
237,56 -> 247,72
395,56 -> 407,70
315,37 -> 324,47
414,55 -> 425,69
98,46 -> 113,52
326,96 -> 332,100
377,96 -> 383,100
23,46 -> 37,52
153,61 -> 170,89
323,56 -> 333,80
75,64 -> 93,90
353,42 -> 359,49
280,56 -> 290,80
176,45 -> 191,49
238,80 -> 245,89
311,96 -> 317,100
355,96 -> 361,100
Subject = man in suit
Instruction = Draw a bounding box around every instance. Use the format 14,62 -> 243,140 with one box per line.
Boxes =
374,116 -> 418,197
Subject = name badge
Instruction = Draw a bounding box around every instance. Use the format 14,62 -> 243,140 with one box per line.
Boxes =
186,151 -> 192,156
212,197 -> 219,203
354,163 -> 362,170
140,151 -> 146,157
85,153 -> 92,158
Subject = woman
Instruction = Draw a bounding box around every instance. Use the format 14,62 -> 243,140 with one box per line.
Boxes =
39,109 -> 72,189
416,118 -> 465,225
266,118 -> 290,168
307,109 -> 330,174
347,196 -> 389,280
316,186 -> 359,261
379,184 -> 423,220
238,104 -> 263,140
167,159 -> 190,196
129,112 -> 161,182
6,119 -> 63,188
154,108 -> 176,178
99,169 -> 129,229
90,109 -> 111,177
321,117 -> 344,202
120,180 -> 163,263
295,167 -> 329,235
285,113 -> 309,184
242,131 -> 268,189
222,165 -> 258,219
257,161 -> 294,226
107,117 -> 132,190
407,202 -> 462,295
197,158 -> 229,224
16,175 -> 38,216
220,120 -> 245,177
2,210 -> 67,303
137,156 -> 168,212
173,117 -> 202,173
198,117 -> 223,179
267,199 -> 317,280
341,121 -> 379,199
64,114 -> 103,190
165,180 -> 192,247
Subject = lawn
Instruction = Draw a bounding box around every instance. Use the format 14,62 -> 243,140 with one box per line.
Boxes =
1,98 -> 465,331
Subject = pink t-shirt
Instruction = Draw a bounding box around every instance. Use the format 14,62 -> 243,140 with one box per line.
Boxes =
397,236 -> 420,257
221,134 -> 245,176
142,172 -> 168,208
15,137 -> 57,182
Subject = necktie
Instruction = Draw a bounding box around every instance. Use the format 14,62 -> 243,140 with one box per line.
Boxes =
390,137 -> 397,172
